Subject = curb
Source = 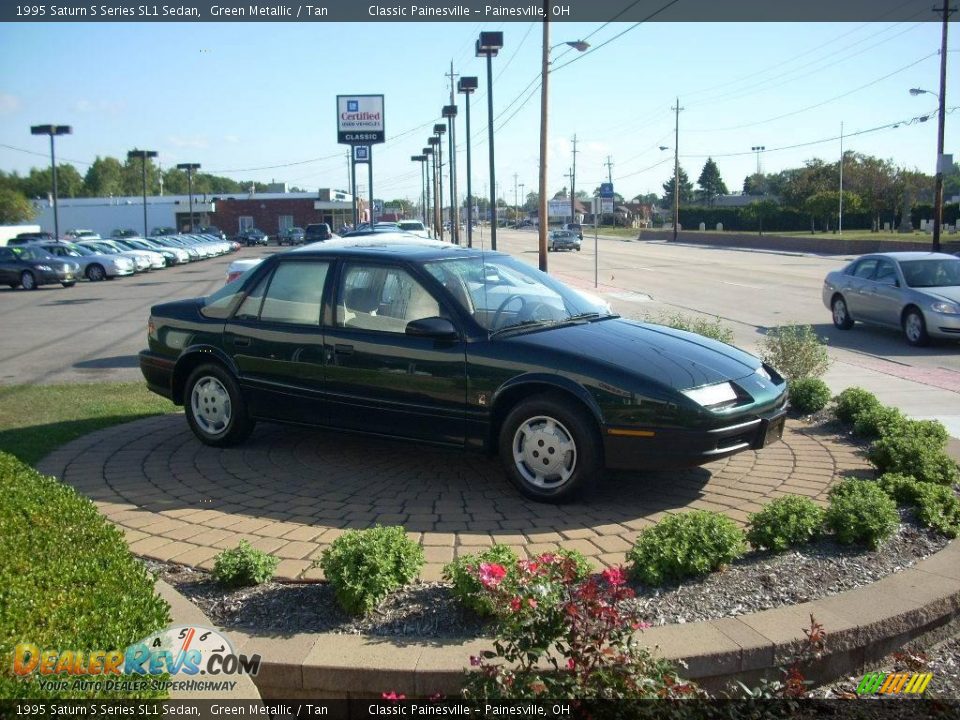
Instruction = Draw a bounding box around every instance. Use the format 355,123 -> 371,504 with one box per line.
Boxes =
181,541 -> 960,699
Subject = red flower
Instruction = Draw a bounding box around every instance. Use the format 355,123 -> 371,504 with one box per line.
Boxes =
470,655 -> 483,667
382,691 -> 406,701
631,620 -> 652,630
527,597 -> 538,609
538,553 -> 557,564
478,562 -> 507,588
509,596 -> 522,612
602,566 -> 627,586
567,658 -> 576,670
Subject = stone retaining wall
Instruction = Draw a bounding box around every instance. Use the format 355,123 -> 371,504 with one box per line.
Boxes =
638,229 -> 958,255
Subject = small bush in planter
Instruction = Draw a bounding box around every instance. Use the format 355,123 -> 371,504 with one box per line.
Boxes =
212,539 -> 280,588
867,429 -> 960,486
627,510 -> 746,585
648,312 -> 735,345
876,473 -> 923,506
444,544 -> 519,616
746,495 -> 825,551
757,324 -> 830,381
788,378 -> 831,414
319,525 -> 424,615
852,405 -> 905,440
914,484 -> 960,538
825,479 -> 898,548
833,387 -> 880,424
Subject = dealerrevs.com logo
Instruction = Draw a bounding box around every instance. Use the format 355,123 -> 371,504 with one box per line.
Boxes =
856,671 -> 933,695
12,625 -> 260,694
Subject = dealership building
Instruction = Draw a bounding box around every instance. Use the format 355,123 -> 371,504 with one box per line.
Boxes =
31,189 -> 358,238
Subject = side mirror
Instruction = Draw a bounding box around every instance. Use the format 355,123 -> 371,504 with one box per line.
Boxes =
406,316 -> 459,340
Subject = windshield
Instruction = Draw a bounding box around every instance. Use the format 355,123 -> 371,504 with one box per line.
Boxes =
83,242 -> 120,254
900,259 -> 960,288
398,222 -> 425,231
424,255 -> 614,334
63,242 -> 92,256
14,246 -> 55,261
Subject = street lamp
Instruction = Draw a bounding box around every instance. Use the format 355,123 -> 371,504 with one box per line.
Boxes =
427,138 -> 441,238
538,22 -> 590,272
30,124 -> 72,240
476,31 -> 504,250
423,147 -> 435,234
127,149 -> 158,239
176,163 -> 200,232
411,155 -> 428,226
910,87 -> 947,252
433,123 -> 447,241
442,104 -> 459,244
458,76 -> 479,248
751,146 -> 765,176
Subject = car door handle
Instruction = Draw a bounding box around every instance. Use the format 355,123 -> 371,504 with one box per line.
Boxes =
232,337 -> 251,347
335,343 -> 354,356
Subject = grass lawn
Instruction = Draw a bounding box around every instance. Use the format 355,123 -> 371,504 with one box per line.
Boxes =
592,226 -> 640,238
0,382 -> 176,466
637,227 -> 959,244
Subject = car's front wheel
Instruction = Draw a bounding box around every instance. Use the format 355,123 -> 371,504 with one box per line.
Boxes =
20,271 -> 36,290
86,264 -> 106,281
499,393 -> 601,502
903,307 -> 930,347
831,295 -> 854,330
184,364 -> 255,447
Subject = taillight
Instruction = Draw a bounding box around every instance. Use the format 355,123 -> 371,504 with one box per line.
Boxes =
147,317 -> 158,340
226,271 -> 242,284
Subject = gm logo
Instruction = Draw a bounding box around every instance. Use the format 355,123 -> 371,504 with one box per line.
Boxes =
347,100 -> 359,112
856,672 -> 932,695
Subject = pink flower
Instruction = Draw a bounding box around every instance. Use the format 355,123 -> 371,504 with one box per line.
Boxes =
527,597 -> 538,609
632,620 -> 652,630
509,596 -> 522,612
567,658 -> 576,670
382,691 -> 406,701
478,562 -> 507,588
518,560 -> 540,574
538,553 -> 557,564
470,655 -> 483,667
603,566 -> 627,587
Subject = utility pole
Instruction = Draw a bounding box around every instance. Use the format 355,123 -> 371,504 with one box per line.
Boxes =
445,61 -> 460,244
672,98 -> 683,242
564,168 -> 574,222
839,123 -> 844,235
513,172 -> 519,225
604,155 -> 614,226
570,134 -> 578,225
932,3 -> 954,253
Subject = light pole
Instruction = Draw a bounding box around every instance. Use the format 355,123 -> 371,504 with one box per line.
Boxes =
411,155 -> 427,226
423,147 -> 435,235
458,76 -> 478,248
476,31 -> 504,250
751,145 -> 765,176
176,163 -> 200,233
537,19 -> 590,271
910,85 -> 947,252
30,124 -> 72,240
442,105 -> 459,244
433,123 -> 447,241
127,149 -> 158,239
427,138 -> 441,239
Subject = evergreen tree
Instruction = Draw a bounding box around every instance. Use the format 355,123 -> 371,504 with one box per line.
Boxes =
661,167 -> 693,209
696,158 -> 727,206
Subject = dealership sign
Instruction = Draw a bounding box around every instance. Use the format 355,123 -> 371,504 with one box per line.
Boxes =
337,95 -> 385,145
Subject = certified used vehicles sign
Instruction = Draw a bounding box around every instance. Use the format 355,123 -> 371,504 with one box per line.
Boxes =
337,95 -> 385,144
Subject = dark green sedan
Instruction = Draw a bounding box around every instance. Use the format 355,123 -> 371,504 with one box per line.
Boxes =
140,237 -> 787,501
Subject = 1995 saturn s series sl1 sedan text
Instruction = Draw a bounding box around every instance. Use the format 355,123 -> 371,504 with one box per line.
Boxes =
139,238 -> 788,501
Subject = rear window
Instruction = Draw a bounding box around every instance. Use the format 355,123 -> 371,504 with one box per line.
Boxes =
398,221 -> 425,231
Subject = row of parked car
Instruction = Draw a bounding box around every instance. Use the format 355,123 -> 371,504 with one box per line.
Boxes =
1,230 -> 239,290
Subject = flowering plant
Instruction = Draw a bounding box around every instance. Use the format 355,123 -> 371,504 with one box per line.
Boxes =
463,553 -> 702,699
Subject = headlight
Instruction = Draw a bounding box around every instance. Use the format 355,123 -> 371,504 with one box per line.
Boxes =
931,301 -> 960,315
682,382 -> 738,408
36,264 -> 52,271
755,365 -> 771,381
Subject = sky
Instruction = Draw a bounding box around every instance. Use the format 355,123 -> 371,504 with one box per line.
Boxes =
0,15 -> 955,205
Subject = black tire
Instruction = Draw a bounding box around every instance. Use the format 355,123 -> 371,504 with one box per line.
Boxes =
498,393 -> 602,503
902,307 -> 930,347
61,281 -> 76,288
831,295 -> 854,330
86,264 -> 106,282
20,271 -> 36,290
184,363 -> 255,447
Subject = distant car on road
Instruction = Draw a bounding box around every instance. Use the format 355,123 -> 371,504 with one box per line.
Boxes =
279,227 -> 305,246
823,252 -> 960,346
304,223 -> 333,243
237,228 -> 269,247
0,245 -> 79,289
564,223 -> 584,241
548,229 -> 582,252
396,220 -> 431,239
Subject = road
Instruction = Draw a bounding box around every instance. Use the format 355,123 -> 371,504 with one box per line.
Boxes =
1,232 -> 957,435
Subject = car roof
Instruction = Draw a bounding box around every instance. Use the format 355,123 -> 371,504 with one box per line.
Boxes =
863,252 -> 959,262
288,235 -> 503,261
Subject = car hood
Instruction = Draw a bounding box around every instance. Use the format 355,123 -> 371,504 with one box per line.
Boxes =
506,318 -> 763,391
919,286 -> 960,303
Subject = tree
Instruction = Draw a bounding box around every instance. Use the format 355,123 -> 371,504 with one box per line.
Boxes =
20,164 -> 84,199
631,192 -> 659,205
83,156 -> 125,197
661,167 -> 693,209
743,173 -> 769,196
121,156 -> 161,196
742,198 -> 779,235
0,187 -> 34,224
779,159 -> 838,211
522,191 -> 539,212
695,158 -> 728,206
841,153 -> 898,231
804,190 -> 862,232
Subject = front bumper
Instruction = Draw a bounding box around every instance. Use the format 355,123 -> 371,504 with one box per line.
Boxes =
603,407 -> 788,471
925,308 -> 960,339
139,350 -> 176,401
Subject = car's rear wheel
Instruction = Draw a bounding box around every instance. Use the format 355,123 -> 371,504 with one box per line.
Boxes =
831,295 -> 854,329
20,271 -> 36,290
185,364 -> 255,447
499,393 -> 601,502
86,264 -> 106,281
903,308 -> 930,347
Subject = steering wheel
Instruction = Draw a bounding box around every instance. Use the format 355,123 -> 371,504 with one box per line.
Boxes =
491,294 -> 527,330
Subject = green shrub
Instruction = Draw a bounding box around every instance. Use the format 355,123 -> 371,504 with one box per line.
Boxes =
647,312 -> 735,345
825,479 -> 899,548
914,484 -> 960,538
788,378 -> 831,414
876,473 -> 923,506
627,510 -> 746,585
833,387 -> 881,424
319,525 -> 424,615
867,431 -> 960,486
0,452 -> 170,699
444,544 -> 518,616
853,405 -> 906,439
212,540 -> 279,588
757,324 -> 830,381
746,495 -> 825,551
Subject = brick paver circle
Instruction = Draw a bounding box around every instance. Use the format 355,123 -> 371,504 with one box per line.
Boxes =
39,414 -> 871,581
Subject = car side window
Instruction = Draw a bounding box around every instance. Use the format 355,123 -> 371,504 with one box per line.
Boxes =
235,274 -> 270,320
259,261 -> 329,325
852,259 -> 878,279
337,263 -> 442,333
0,248 -> 13,261
874,260 -> 897,285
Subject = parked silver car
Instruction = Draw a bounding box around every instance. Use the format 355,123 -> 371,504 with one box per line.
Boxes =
822,252 -> 960,346
548,229 -> 582,252
34,241 -> 135,281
